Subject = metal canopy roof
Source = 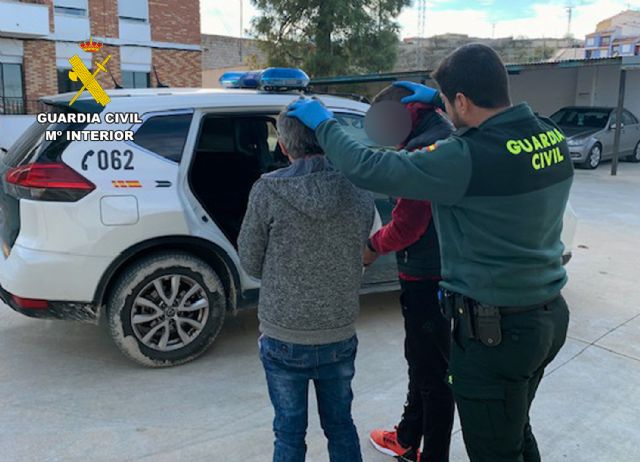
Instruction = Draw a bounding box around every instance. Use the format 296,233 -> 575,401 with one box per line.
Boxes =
309,56 -> 640,86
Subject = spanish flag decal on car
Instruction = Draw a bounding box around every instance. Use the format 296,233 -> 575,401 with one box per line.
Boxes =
112,180 -> 142,188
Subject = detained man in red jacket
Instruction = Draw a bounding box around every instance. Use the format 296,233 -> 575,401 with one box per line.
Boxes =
365,85 -> 455,462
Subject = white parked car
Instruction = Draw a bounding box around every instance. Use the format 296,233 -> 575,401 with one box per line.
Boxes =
0,72 -> 577,367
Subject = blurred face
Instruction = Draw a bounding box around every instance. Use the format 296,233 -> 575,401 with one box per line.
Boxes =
364,100 -> 412,147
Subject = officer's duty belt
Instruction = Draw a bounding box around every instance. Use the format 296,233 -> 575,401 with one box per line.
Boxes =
439,290 -> 553,347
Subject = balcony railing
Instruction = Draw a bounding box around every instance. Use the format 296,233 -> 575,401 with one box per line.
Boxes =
0,97 -> 26,115
0,97 -> 47,115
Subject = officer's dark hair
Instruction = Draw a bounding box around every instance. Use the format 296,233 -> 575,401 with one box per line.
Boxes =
432,43 -> 511,109
372,85 -> 412,104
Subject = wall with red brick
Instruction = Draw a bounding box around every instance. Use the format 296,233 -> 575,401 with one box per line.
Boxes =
22,40 -> 57,113
149,0 -> 200,45
92,45 -> 121,90
88,0 -> 119,38
152,49 -> 201,87
15,1 -> 201,113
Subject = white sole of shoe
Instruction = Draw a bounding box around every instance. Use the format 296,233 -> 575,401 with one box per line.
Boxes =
369,436 -> 401,458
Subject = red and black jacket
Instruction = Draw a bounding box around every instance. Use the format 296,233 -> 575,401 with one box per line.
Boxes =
369,105 -> 454,280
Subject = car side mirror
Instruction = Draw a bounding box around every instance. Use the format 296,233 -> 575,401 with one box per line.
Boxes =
609,123 -> 617,130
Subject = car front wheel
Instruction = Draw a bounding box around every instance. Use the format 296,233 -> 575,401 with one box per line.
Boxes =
107,252 -> 226,367
627,141 -> 640,163
582,143 -> 601,169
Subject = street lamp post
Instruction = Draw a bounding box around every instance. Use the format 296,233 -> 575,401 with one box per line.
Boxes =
240,0 -> 244,38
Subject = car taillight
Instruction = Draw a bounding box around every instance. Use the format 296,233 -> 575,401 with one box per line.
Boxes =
5,162 -> 95,202
12,295 -> 49,310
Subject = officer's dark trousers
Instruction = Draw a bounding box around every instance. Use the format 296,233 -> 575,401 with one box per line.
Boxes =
450,294 -> 570,462
396,279 -> 455,461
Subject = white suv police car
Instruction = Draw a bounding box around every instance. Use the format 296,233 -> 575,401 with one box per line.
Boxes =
0,69 -> 401,367
0,68 -> 576,367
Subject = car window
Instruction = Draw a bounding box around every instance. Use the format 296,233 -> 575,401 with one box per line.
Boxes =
267,122 -> 279,152
196,118 -> 235,152
334,113 -> 378,147
194,112 -> 372,174
551,108 -> 610,129
604,111 -> 635,128
134,113 -> 193,162
196,116 -> 288,173
3,106 -> 89,167
622,111 -> 637,126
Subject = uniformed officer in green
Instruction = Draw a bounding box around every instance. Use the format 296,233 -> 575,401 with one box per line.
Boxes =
287,43 -> 573,462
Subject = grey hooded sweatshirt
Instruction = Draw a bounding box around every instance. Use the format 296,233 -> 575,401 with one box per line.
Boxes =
238,156 -> 375,345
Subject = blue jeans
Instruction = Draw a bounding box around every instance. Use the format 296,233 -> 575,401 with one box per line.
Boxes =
259,335 -> 362,462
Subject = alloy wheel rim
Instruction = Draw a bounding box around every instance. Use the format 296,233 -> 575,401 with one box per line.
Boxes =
635,143 -> 640,160
590,146 -> 601,167
131,275 -> 209,352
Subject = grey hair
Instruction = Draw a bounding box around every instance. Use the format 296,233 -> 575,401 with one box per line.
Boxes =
276,110 -> 323,159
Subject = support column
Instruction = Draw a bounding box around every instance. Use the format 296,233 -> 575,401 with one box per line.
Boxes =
611,68 -> 626,176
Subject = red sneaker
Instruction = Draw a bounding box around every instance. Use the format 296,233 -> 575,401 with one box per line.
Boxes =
369,428 -> 419,460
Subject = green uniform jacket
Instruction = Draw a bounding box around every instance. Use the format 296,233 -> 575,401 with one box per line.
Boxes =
316,103 -> 574,306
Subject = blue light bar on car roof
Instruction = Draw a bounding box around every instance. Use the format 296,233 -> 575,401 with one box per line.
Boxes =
259,68 -> 310,91
218,71 -> 246,88
219,68 -> 310,91
238,71 -> 261,89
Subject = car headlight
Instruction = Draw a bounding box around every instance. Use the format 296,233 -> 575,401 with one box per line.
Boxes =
567,138 -> 587,147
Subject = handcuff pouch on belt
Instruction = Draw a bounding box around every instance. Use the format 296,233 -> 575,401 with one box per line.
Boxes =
473,304 -> 502,347
440,290 -> 502,347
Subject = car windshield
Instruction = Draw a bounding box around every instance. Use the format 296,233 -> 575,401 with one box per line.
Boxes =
551,108 -> 610,129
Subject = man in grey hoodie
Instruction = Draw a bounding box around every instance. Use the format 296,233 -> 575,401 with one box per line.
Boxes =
238,110 -> 375,462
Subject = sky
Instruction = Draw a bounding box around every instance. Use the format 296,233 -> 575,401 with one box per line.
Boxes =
200,0 -> 640,40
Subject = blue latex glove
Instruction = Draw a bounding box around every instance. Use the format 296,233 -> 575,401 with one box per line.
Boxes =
287,97 -> 334,130
393,81 -> 439,105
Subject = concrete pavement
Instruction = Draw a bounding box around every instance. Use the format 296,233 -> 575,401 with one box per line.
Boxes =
0,163 -> 639,461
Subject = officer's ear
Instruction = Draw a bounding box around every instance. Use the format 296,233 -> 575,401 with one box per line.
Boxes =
455,92 -> 471,115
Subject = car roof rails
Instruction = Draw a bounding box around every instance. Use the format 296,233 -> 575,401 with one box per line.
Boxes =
307,91 -> 371,105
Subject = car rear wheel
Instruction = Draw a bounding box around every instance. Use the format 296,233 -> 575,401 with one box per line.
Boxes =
582,143 -> 601,169
627,141 -> 640,163
107,252 -> 226,367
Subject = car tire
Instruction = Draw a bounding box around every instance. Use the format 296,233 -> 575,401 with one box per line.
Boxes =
107,251 -> 226,367
627,141 -> 640,163
581,143 -> 602,169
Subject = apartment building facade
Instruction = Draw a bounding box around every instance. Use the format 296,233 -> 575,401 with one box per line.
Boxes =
585,10 -> 640,59
0,0 -> 201,114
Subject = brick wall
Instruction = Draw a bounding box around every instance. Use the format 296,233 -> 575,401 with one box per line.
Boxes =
23,40 -> 57,113
92,45 -> 121,90
152,49 -> 201,87
14,0 -> 201,113
88,0 -> 118,38
149,0 -> 200,45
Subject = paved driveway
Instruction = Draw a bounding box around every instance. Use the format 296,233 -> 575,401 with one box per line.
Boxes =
1,163 -> 639,462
